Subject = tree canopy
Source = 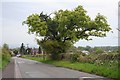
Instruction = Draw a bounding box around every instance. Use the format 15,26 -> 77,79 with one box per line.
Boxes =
23,5 -> 111,60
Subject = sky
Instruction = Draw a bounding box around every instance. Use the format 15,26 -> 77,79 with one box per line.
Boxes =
0,0 -> 119,48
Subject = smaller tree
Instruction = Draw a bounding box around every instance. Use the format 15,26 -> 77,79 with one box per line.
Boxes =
20,43 -> 25,55
78,46 -> 85,51
2,43 -> 11,63
94,47 -> 104,54
2,43 -> 10,55
26,48 -> 31,55
13,49 -> 18,56
85,46 -> 91,52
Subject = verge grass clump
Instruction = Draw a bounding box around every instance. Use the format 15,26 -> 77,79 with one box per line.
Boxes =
1,44 -> 11,69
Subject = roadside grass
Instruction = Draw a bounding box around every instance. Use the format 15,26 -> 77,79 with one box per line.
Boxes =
2,55 -> 11,69
22,55 -> 118,79
0,52 -> 11,70
0,44 -> 12,70
0,54 -> 2,69
22,55 -> 44,61
2,57 -> 11,69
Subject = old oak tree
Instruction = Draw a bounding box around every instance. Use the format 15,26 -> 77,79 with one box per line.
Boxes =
23,6 -> 111,60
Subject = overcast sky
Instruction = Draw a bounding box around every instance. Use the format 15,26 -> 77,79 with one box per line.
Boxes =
0,0 -> 119,48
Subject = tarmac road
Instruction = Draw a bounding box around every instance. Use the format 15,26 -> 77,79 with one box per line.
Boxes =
13,57 -> 105,79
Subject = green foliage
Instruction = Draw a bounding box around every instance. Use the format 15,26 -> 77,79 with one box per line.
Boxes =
0,52 -> 2,69
93,47 -> 104,54
78,46 -> 118,53
13,49 -> 18,55
37,40 -> 71,60
22,55 -> 48,62
23,5 -> 111,60
70,53 -> 79,62
1,43 -> 11,69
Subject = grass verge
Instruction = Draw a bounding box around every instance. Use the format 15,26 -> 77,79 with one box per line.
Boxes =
0,53 -> 11,70
0,54 -> 2,69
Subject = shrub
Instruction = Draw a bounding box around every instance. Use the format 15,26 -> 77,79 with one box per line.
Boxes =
64,53 -> 71,61
1,44 -> 11,68
70,53 -> 79,62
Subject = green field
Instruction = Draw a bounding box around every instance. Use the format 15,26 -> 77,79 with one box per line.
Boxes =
22,55 -> 118,79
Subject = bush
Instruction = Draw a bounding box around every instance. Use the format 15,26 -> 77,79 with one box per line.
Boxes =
13,49 -> 18,56
64,53 -> 71,61
1,44 -> 11,69
69,53 -> 79,62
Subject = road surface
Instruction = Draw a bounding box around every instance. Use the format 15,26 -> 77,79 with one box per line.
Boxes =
2,57 -> 108,79
15,57 -> 104,78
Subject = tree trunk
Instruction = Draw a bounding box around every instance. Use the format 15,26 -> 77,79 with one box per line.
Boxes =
51,53 -> 60,60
